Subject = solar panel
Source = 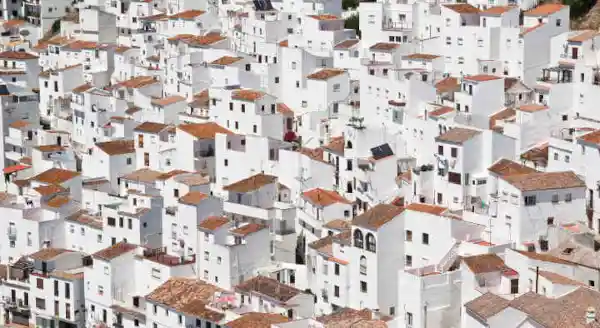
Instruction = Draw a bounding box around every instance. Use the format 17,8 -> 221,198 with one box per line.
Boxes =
370,143 -> 393,160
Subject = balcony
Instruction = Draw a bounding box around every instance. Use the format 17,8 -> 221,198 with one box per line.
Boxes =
382,21 -> 410,31
195,149 -> 214,158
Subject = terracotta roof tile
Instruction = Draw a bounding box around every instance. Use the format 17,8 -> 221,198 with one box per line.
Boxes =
9,120 -> 30,129
579,129 -> 600,146
488,158 -> 538,177
464,74 -> 502,82
230,223 -> 267,236
518,104 -> 548,112
429,106 -> 454,117
198,216 -> 230,231
524,3 -> 566,16
178,122 -> 232,139
514,250 -> 573,265
403,53 -> 440,61
0,51 -> 38,60
307,68 -> 345,80
323,219 -> 351,231
210,56 -> 243,65
462,254 -> 507,274
35,144 -> 66,152
369,42 -> 400,51
481,5 -> 517,15
96,139 -> 135,155
72,83 -> 93,93
568,30 -> 597,42
33,168 -> 80,185
115,45 -> 133,54
278,40 -> 288,47
46,195 -> 71,208
235,276 -> 303,302
465,293 -> 511,319
489,107 -> 516,130
115,76 -> 158,89
34,184 -> 66,196
520,23 -> 545,36
308,14 -> 340,20
227,313 -> 289,328
231,89 -> 265,101
435,77 -> 459,93
405,203 -> 447,215
334,39 -> 359,49
302,188 -> 351,207
537,270 -> 585,286
169,10 -> 205,19
435,127 -> 481,144
64,40 -> 102,51
502,171 -> 585,191
145,277 -> 224,322
443,3 -> 481,14
65,210 -> 103,229
29,248 -> 71,261
120,168 -> 163,183
134,121 -> 170,134
178,191 -> 208,206
352,204 -> 404,230
224,173 -> 277,193
93,242 -> 137,261
323,136 -> 344,155
277,103 -> 294,116
151,95 -> 185,107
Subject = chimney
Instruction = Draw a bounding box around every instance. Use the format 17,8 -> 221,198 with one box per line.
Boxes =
372,309 -> 380,320
586,307 -> 596,324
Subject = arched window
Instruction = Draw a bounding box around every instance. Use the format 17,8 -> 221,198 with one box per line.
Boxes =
353,229 -> 364,248
346,141 -> 353,149
360,256 -> 367,275
366,233 -> 376,252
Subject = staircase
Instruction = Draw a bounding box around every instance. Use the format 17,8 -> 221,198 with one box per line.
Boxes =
436,241 -> 460,273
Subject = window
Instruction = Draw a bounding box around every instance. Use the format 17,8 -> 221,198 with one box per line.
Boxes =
590,280 -> 596,287
360,281 -> 367,293
37,278 -> 43,289
422,233 -> 429,245
334,285 -> 340,297
107,217 -> 116,226
405,255 -> 412,266
405,230 -> 412,241
353,229 -> 364,248
334,263 -> 340,275
556,18 -> 562,27
510,279 -> 519,294
333,84 -> 340,92
224,159 -> 228,166
524,195 -> 537,206
65,283 -> 70,299
360,256 -> 367,275
346,159 -> 353,171
366,233 -> 376,252
448,172 -> 462,184
565,193 -> 572,202
438,145 -> 443,155
119,217 -> 123,228
35,298 -> 45,310
204,251 -> 209,260
217,257 -> 222,264
54,280 -> 59,296
565,155 -> 570,163
98,285 -> 104,296
552,194 -> 559,203
450,147 -> 457,158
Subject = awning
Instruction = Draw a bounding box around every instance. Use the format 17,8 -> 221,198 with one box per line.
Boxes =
3,164 -> 30,174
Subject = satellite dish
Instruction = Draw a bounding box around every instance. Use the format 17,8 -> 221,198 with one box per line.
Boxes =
19,29 -> 29,37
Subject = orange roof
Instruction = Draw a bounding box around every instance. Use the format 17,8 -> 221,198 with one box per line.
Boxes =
227,312 -> 289,328
369,42 -> 400,51
2,19 -> 25,28
178,122 -> 232,139
93,242 -> 137,261
169,10 -> 205,20
151,95 -> 185,107
46,195 -> 70,208
277,103 -> 294,116
302,188 -> 351,207
35,144 -> 66,152
115,76 -> 158,89
96,139 -> 135,155
334,39 -> 360,49
9,120 -> 30,129
177,33 -> 226,47
464,74 -> 502,82
443,3 -> 481,14
210,56 -> 243,66
34,184 -> 66,196
404,53 -> 440,61
64,40 -> 101,50
115,45 -> 132,54
0,51 -> 37,60
520,23 -> 544,36
230,223 -> 266,236
223,173 -> 277,193
307,68 -> 345,80
406,203 -> 448,216
579,129 -> 600,146
33,168 -> 80,185
524,3 -> 565,16
232,89 -> 265,101
308,14 -> 340,20
481,5 -> 516,15
179,191 -> 208,206
278,40 -> 288,47
429,106 -> 454,117
435,76 -> 459,93
518,104 -> 548,113
568,30 -> 597,42
72,83 -> 93,93
198,216 -> 230,231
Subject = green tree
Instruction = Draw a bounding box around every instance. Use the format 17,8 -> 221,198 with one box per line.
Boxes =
342,0 -> 359,10
345,14 -> 360,37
